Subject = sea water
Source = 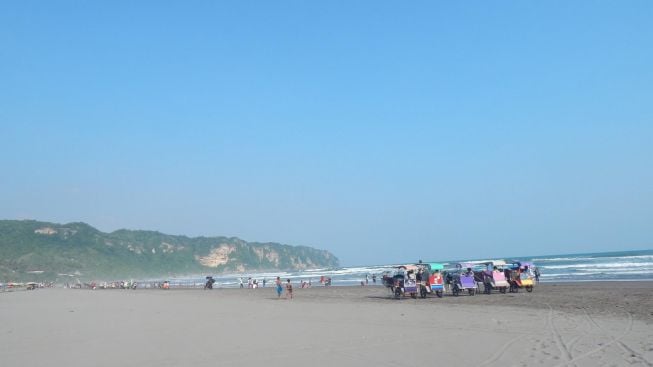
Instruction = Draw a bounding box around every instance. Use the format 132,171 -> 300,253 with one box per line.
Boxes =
166,249 -> 653,288
526,249 -> 653,282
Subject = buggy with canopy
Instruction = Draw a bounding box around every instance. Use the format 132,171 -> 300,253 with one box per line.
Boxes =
427,263 -> 445,298
477,260 -> 510,294
507,261 -> 535,293
447,263 -> 478,296
382,265 -> 419,299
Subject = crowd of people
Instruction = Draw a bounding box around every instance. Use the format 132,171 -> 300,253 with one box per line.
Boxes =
31,272 -> 386,294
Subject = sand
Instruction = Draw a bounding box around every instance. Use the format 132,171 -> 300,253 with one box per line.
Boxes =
1,282 -> 652,367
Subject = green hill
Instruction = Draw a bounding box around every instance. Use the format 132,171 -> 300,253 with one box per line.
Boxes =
0,220 -> 339,281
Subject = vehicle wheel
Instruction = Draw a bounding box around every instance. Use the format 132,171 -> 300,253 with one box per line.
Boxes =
500,287 -> 506,294
394,288 -> 401,299
526,286 -> 533,293
436,290 -> 443,298
411,292 -> 417,299
420,286 -> 427,299
452,287 -> 459,297
468,289 -> 474,296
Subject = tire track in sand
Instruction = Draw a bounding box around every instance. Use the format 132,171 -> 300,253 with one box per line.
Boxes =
479,304 -> 553,366
582,309 -> 652,367
566,336 -> 582,356
554,311 -> 636,367
546,304 -> 575,365
478,335 -> 522,367
566,307 -> 598,356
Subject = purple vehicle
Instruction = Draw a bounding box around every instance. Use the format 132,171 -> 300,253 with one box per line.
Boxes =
384,265 -> 420,299
450,263 -> 478,296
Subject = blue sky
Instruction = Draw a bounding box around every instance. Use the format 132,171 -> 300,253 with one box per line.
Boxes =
1,1 -> 652,265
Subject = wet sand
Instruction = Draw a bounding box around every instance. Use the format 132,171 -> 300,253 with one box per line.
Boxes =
2,282 -> 652,367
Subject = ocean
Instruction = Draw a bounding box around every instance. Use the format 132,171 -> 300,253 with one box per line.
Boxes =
525,249 -> 653,282
165,249 -> 653,288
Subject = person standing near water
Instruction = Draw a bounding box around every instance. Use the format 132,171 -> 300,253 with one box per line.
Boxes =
285,279 -> 293,300
275,277 -> 283,298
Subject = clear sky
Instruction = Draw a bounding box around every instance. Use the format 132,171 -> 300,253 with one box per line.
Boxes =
1,1 -> 652,266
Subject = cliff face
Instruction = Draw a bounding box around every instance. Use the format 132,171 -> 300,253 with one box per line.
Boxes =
197,245 -> 235,267
0,220 -> 340,281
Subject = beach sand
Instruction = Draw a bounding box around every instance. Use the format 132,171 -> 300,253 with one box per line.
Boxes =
2,282 -> 652,367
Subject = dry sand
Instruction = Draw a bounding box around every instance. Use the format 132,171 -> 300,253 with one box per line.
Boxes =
2,282 -> 652,367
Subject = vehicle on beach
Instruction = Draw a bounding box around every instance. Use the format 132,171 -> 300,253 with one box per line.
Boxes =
427,263 -> 445,298
447,263 -> 478,296
477,260 -> 510,294
507,261 -> 535,293
381,262 -> 445,299
411,262 -> 445,298
383,265 -> 419,299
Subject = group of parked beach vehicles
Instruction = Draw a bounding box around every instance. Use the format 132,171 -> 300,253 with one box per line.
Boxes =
382,260 -> 537,299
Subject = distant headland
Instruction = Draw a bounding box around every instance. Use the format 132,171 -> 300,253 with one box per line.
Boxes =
0,220 -> 339,281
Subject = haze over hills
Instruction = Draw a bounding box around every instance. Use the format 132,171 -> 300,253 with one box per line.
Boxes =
0,220 -> 339,281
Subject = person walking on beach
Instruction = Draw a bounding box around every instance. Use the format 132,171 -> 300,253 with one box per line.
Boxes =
239,278 -> 244,288
285,279 -> 293,300
275,277 -> 283,298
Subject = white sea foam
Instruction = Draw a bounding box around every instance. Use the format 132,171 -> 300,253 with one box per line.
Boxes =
534,257 -> 597,262
535,255 -> 653,262
616,255 -> 653,260
541,262 -> 653,270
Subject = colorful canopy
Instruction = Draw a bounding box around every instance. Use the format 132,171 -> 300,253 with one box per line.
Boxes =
429,263 -> 444,271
